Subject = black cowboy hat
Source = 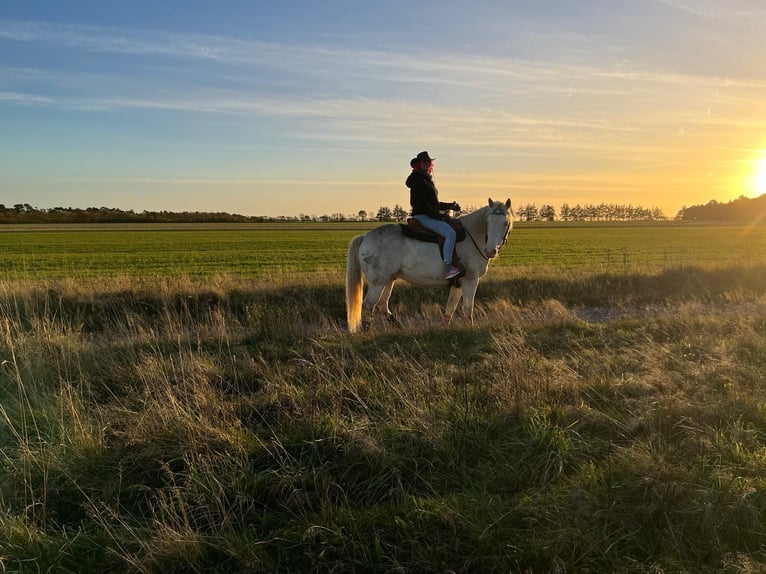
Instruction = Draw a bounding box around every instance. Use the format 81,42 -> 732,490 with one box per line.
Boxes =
416,151 -> 435,162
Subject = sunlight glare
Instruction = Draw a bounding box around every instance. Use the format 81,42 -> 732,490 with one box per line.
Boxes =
750,151 -> 766,198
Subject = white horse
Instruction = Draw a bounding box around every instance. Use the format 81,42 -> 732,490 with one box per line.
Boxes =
346,197 -> 513,333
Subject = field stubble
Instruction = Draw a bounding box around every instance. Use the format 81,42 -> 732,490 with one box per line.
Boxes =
1,224 -> 766,571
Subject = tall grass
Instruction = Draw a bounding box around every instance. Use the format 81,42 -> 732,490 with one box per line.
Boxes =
1,266 -> 766,572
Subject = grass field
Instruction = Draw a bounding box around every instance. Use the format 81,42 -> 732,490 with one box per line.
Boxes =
1,222 -> 766,572
1,222 -> 766,278
0,224 -> 363,278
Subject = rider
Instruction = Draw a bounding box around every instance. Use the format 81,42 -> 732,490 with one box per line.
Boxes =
406,151 -> 462,279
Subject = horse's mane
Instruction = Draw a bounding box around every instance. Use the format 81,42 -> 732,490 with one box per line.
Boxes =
458,203 -> 494,234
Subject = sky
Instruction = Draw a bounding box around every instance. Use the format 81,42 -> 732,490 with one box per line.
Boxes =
2,0 -> 766,219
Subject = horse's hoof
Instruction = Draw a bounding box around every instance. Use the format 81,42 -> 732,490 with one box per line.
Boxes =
387,314 -> 402,328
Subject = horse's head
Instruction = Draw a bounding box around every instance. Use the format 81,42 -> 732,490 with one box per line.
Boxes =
484,197 -> 513,258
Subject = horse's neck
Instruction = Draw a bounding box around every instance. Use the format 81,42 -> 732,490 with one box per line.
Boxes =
460,207 -> 488,240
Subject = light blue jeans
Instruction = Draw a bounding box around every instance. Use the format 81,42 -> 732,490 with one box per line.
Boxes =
413,214 -> 456,264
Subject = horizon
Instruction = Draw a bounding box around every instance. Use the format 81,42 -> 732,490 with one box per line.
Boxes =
7,193 -> 766,222
2,1 -> 766,218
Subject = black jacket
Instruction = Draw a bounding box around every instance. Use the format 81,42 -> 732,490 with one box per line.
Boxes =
406,170 -> 452,218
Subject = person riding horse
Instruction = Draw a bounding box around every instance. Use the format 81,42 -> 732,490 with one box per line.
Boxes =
406,151 -> 462,279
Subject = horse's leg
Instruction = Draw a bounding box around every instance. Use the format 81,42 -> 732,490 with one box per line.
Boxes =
375,279 -> 402,328
361,281 -> 388,330
459,278 -> 480,326
443,284 -> 463,325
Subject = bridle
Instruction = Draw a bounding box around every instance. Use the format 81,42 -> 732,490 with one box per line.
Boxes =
464,208 -> 511,261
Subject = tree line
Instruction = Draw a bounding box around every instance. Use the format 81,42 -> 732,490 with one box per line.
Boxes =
0,205 -> 280,224
675,194 -> 766,223
0,204 -> 417,224
304,203 -> 670,223
366,203 -> 668,222
514,203 -> 666,222
8,195 -> 765,224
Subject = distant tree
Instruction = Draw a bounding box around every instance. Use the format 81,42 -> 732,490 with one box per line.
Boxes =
539,204 -> 556,221
392,204 -> 408,222
358,210 -> 367,222
375,206 -> 393,221
517,203 -> 538,221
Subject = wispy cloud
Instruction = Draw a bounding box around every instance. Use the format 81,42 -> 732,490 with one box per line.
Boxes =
4,17 -> 760,91
3,18 -> 760,114
0,91 -> 53,105
0,19 -> 223,59
656,0 -> 766,23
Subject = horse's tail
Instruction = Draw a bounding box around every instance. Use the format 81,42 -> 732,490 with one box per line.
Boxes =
346,235 -> 364,333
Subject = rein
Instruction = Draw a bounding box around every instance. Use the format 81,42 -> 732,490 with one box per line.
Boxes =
464,227 -> 491,261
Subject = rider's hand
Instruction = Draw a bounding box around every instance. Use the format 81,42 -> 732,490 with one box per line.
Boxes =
451,202 -> 461,212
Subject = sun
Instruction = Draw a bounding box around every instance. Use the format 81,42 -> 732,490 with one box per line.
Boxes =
748,151 -> 766,198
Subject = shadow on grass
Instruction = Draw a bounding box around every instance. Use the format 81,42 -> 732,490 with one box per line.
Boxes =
1,264 -> 763,339
481,263 -> 766,307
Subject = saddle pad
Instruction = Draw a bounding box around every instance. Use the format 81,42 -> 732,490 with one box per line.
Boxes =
400,218 -> 466,243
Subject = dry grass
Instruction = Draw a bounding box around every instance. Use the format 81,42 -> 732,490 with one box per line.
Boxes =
1,267 -> 766,572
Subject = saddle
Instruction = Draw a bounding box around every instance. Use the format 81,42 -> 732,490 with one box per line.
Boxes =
400,217 -> 466,244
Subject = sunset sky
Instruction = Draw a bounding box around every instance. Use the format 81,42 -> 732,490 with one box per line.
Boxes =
2,0 -> 766,218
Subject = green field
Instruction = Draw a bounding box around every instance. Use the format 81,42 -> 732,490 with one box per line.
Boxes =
0,224 -> 364,278
507,222 -> 766,271
1,222 -> 765,278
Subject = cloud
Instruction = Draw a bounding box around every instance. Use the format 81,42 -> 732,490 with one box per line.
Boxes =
2,16 -> 764,182
656,0 -> 766,22
0,19 -> 221,59
3,17 -> 758,92
0,91 -> 53,105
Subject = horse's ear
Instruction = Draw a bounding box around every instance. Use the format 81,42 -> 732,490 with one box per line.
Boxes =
487,197 -> 494,207
505,198 -> 511,209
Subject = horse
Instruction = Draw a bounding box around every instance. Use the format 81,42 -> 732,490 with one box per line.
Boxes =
346,197 -> 513,333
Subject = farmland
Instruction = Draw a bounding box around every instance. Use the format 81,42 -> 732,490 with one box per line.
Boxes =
0,223 -> 367,278
1,222 -> 766,572
0,221 -> 765,278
